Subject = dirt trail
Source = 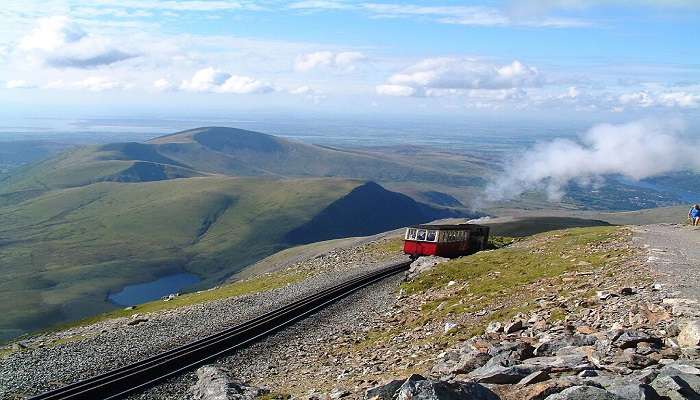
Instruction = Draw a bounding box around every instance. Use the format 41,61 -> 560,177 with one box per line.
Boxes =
633,223 -> 700,301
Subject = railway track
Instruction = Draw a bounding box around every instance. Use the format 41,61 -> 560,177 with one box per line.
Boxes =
30,260 -> 412,400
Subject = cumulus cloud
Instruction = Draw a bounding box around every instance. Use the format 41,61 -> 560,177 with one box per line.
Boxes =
289,85 -> 325,103
376,58 -> 541,97
180,67 -> 274,94
74,76 -> 126,91
294,51 -> 367,72
485,119 -> 700,201
618,90 -> 699,109
153,78 -> 175,91
5,80 -> 36,89
18,16 -> 136,68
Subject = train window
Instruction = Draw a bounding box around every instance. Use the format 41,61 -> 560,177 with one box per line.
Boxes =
406,228 -> 417,240
427,230 -> 437,242
416,229 -> 427,241
447,231 -> 455,242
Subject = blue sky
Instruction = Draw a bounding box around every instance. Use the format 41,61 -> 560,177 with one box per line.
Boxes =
1,0 -> 699,121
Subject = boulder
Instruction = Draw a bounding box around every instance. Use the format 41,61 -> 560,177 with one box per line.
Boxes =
432,350 -> 490,376
396,379 -> 499,400
518,371 -> 551,386
522,354 -> 593,373
544,385 -> 624,400
678,320 -> 700,348
190,366 -> 268,400
406,256 -> 449,280
468,364 -> 539,384
505,320 -> 524,334
365,377 -> 413,400
650,375 -> 700,400
486,322 -> 504,334
507,377 -> 581,400
613,331 -> 661,349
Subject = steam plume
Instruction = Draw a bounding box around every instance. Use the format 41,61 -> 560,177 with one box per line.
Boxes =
485,119 -> 699,201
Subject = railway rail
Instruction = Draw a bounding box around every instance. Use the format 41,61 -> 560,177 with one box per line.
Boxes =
30,260 -> 412,400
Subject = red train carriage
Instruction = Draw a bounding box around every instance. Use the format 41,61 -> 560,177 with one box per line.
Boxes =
403,223 -> 490,258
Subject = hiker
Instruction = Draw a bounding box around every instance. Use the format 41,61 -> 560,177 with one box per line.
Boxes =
689,204 -> 700,226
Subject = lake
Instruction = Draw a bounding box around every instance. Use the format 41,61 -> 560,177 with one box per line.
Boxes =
108,273 -> 201,306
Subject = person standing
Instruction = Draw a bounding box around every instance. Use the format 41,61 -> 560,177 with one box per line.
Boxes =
690,204 -> 700,226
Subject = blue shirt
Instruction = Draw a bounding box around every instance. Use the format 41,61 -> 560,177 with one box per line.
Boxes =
691,208 -> 700,218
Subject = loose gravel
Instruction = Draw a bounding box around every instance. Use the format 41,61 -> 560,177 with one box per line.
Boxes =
0,239 -> 407,400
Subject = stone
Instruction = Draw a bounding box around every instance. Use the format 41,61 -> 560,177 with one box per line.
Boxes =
579,370 -> 598,378
519,371 -> 551,386
650,375 -> 692,400
509,377 -> 580,400
606,384 -> 658,400
597,291 -> 617,301
444,322 -> 458,334
613,331 -> 661,349
522,354 -> 593,373
406,256 -> 449,280
468,364 -> 539,384
619,287 -> 635,296
621,352 -> 657,369
544,385 -> 623,400
660,364 -> 700,376
126,317 -> 148,326
486,322 -> 503,334
396,379 -> 499,400
678,320 -> 700,348
330,388 -> 350,399
505,320 -> 525,334
365,378 -> 407,400
190,366 -> 268,400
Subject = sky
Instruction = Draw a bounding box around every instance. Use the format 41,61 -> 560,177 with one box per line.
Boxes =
1,0 -> 699,121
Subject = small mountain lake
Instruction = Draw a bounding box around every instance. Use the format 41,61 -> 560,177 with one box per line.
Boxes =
108,273 -> 201,306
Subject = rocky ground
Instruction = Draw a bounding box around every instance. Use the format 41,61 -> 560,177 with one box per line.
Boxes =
182,225 -> 700,400
0,238 -> 407,399
2,224 -> 699,400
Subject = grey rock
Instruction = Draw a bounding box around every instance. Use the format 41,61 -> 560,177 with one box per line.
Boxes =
544,385 -> 624,400
613,331 -> 661,349
468,364 -> 539,384
606,384 -> 659,400
651,375 -> 700,400
519,370 -> 552,386
486,322 -> 503,334
678,320 -> 700,348
365,378 -> 410,400
432,351 -> 490,375
505,320 -> 524,334
406,256 -> 449,280
190,366 -> 268,400
396,378 -> 499,400
522,354 -> 593,373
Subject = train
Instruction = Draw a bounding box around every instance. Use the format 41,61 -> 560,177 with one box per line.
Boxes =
403,223 -> 490,258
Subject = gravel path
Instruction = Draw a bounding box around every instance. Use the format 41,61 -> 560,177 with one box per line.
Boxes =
634,223 -> 700,301
0,240 -> 407,399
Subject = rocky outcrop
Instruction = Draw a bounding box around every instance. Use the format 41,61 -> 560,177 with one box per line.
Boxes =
405,256 -> 449,281
365,374 -> 499,400
189,366 -> 268,400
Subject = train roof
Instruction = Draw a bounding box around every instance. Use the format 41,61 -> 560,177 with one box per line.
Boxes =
409,223 -> 489,231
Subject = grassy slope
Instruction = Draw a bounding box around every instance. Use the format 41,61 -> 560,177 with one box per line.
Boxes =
0,177 -> 360,339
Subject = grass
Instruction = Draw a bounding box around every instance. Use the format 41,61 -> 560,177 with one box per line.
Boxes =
54,268 -> 310,331
353,226 -> 627,351
0,176 -> 361,341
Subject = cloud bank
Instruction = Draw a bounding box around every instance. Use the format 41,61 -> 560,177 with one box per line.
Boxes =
19,16 -> 136,68
180,67 -> 274,94
485,119 -> 700,201
376,58 -> 541,97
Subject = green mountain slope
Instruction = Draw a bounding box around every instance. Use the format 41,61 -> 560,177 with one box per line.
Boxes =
0,176 -> 460,340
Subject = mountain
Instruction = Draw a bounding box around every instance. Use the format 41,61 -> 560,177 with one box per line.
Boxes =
0,177 -> 465,340
0,127 -> 484,207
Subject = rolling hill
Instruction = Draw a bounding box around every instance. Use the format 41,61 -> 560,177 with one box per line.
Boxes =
0,175 -> 463,340
0,127 -> 485,208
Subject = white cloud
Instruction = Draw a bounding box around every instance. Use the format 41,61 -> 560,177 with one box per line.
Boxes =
375,84 -> 416,97
5,80 -> 36,89
288,1 -> 353,10
486,119 -> 700,201
18,16 -> 136,68
376,58 -> 541,97
74,76 -> 126,91
153,78 -> 175,91
289,85 -> 325,103
294,51 -> 367,72
180,67 -> 274,94
618,90 -> 699,109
